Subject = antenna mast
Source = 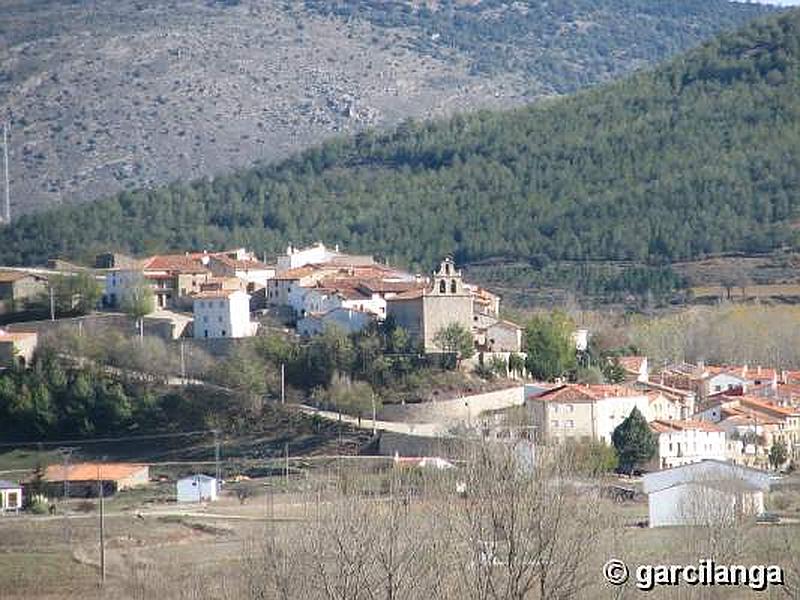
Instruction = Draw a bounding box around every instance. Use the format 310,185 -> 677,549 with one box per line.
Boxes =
2,122 -> 9,223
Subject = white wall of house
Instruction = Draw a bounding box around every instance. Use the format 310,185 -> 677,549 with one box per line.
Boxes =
291,287 -> 342,317
643,460 -> 770,527
647,483 -> 762,527
340,294 -> 386,319
648,394 -> 685,421
323,307 -> 374,334
193,291 -> 254,338
0,485 -> 22,511
277,243 -> 331,273
234,267 -> 275,290
105,269 -> 145,308
297,308 -> 374,336
654,429 -> 727,470
594,395 -> 651,444
707,373 -> 748,395
267,278 -> 302,306
176,475 -> 218,503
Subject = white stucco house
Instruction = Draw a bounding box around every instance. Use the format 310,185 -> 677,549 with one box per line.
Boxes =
177,474 -> 218,503
649,419 -> 727,470
0,480 -> 22,512
642,460 -> 770,527
193,290 -> 257,338
527,385 -> 651,445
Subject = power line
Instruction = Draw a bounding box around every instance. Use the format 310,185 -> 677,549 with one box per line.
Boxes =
0,429 -> 217,449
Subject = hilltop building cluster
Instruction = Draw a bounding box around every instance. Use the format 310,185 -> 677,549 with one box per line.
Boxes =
95,242 -> 522,354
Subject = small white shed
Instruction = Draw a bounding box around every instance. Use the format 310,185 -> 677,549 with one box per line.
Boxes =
642,460 -> 771,527
0,480 -> 22,512
176,474 -> 218,503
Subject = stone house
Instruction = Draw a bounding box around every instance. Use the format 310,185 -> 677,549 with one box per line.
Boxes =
0,270 -> 48,314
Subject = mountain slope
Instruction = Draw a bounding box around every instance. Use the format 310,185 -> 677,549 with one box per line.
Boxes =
1,9 -> 799,274
0,0 -> 771,216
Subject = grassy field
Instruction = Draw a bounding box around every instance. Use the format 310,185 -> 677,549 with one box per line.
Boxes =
1,464 -> 798,599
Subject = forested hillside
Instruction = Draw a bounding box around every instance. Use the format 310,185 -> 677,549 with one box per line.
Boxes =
1,10 -> 798,275
1,0 -> 770,216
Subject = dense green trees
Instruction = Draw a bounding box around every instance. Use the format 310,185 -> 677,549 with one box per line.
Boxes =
0,10 -> 798,298
433,323 -> 475,364
523,312 -> 577,381
0,355 -> 222,441
611,407 -> 657,474
45,273 -> 102,317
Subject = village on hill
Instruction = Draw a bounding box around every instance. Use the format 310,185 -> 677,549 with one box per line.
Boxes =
1,241 -> 799,529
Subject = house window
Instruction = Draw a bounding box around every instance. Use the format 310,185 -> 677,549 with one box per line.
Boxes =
218,316 -> 223,322
204,330 -> 208,338
439,280 -> 446,294
551,420 -> 559,429
565,404 -> 574,412
203,316 -> 208,323
565,420 -> 574,429
221,330 -> 226,337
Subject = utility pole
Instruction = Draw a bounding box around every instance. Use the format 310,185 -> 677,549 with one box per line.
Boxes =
2,122 -> 9,224
371,393 -> 377,436
281,362 -> 285,404
180,341 -> 186,383
97,464 -> 106,585
213,430 -> 221,488
49,285 -> 55,321
284,442 -> 289,489
60,447 -> 74,544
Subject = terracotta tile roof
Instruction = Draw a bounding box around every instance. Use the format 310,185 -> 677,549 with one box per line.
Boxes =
535,384 -> 643,403
723,413 -> 781,426
273,266 -> 322,280
355,279 -> 420,294
0,329 -> 37,343
650,419 -> 723,433
144,254 -> 208,274
211,254 -> 273,270
0,270 -> 34,283
706,365 -> 778,381
739,396 -> 799,417
387,288 -> 425,301
43,463 -> 148,482
193,289 -> 245,300
617,356 -> 646,373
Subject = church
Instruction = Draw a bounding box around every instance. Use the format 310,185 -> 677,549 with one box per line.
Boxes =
386,257 -> 475,353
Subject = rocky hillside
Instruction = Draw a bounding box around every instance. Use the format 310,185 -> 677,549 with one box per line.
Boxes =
0,0 -> 771,216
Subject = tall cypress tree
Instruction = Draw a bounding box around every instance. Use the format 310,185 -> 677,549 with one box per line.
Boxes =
611,407 -> 657,475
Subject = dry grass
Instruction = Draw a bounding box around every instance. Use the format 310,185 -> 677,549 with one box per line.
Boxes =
1,466 -> 799,599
